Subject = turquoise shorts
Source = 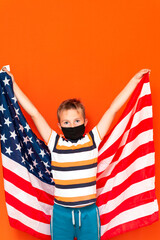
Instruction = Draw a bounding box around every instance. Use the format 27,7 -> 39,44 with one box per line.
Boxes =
50,202 -> 101,240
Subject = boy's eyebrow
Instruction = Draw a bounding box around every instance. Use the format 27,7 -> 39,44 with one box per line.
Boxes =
61,117 -> 81,122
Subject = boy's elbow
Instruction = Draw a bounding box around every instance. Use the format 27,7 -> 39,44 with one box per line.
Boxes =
31,108 -> 39,119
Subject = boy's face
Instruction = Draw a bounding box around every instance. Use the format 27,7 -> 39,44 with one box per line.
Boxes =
58,108 -> 88,129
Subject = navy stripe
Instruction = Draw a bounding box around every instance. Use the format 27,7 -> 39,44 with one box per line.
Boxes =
54,198 -> 96,206
53,131 -> 96,154
51,162 -> 97,171
55,180 -> 96,189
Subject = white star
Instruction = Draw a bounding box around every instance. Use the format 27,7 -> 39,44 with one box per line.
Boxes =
33,160 -> 38,167
29,137 -> 33,143
24,123 -> 30,132
38,171 -> 43,178
12,96 -> 17,103
36,139 -> 41,144
29,164 -> 34,172
4,117 -> 12,127
44,161 -> 49,168
45,168 -> 50,175
23,136 -> 30,144
28,147 -> 34,156
39,149 -> 46,158
5,147 -> 13,155
14,108 -> 20,115
25,152 -> 28,160
51,178 -> 54,183
21,156 -> 26,164
10,130 -> 17,140
3,76 -> 10,86
0,104 -> 6,113
0,134 -> 7,143
16,144 -> 21,151
19,124 -> 24,132
14,114 -> 19,119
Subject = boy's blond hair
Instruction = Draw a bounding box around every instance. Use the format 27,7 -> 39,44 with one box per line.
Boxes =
57,98 -> 85,123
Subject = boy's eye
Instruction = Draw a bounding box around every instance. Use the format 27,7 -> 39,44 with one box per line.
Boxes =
64,121 -> 69,125
75,120 -> 80,123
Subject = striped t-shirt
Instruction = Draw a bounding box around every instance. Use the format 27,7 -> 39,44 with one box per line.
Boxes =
47,126 -> 102,207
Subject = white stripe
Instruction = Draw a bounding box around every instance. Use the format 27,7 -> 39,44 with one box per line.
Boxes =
98,177 -> 155,214
98,83 -> 151,156
6,203 -> 50,235
97,129 -> 154,174
58,134 -> 91,146
52,148 -> 98,162
119,106 -> 152,148
101,199 -> 158,235
2,153 -> 54,195
4,179 -> 53,215
55,185 -> 96,198
97,152 -> 155,194
53,167 -> 97,180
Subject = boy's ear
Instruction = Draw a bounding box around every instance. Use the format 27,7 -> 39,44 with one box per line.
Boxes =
84,118 -> 88,126
58,123 -> 61,130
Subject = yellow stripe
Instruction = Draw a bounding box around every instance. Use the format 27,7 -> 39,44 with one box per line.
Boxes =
55,194 -> 96,202
51,158 -> 97,167
54,176 -> 96,185
56,133 -> 93,150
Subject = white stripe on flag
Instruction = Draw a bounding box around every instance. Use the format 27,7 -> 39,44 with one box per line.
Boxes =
2,153 -> 54,195
98,82 -> 151,156
101,199 -> 159,235
97,130 -> 154,174
6,203 -> 51,235
4,179 -> 53,214
98,177 -> 155,214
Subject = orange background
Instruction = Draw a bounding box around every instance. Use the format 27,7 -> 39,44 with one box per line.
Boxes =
0,0 -> 160,239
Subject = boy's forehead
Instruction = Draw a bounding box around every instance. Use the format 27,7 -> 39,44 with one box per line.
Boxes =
59,108 -> 83,120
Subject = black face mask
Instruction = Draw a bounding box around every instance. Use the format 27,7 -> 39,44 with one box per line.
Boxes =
61,124 -> 85,140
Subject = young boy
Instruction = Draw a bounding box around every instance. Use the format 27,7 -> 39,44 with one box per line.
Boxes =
2,67 -> 150,240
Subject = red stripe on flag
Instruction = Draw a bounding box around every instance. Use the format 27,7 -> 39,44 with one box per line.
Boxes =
101,211 -> 159,240
9,217 -> 51,240
3,167 -> 54,205
99,190 -> 157,225
97,165 -> 155,206
97,141 -> 155,188
5,191 -> 51,223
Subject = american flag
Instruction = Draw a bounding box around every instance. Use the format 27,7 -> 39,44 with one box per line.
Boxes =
0,70 -> 159,240
97,72 -> 159,239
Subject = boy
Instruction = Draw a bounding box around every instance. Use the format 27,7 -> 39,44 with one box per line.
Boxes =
2,67 -> 150,240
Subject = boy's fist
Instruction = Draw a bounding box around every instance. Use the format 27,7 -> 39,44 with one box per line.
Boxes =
132,69 -> 151,83
2,67 -> 15,83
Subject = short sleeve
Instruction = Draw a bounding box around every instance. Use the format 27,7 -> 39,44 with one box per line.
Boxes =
91,126 -> 102,148
46,129 -> 57,153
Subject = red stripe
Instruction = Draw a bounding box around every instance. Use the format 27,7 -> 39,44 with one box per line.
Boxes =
9,217 -> 51,240
5,191 -> 51,223
97,141 -> 155,188
98,115 -> 153,164
98,75 -> 150,152
3,167 -> 54,205
99,190 -> 157,225
101,211 -> 159,240
97,165 -> 155,206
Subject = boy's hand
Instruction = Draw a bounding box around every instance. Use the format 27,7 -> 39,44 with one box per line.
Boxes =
131,69 -> 151,83
2,67 -> 15,83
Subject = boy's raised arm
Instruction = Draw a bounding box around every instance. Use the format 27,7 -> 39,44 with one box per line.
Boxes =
2,67 -> 52,144
97,69 -> 151,139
